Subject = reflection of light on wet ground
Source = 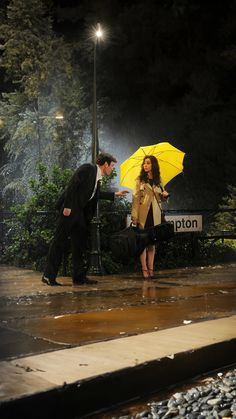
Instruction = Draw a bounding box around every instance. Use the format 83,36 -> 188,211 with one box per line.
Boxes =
1,283 -> 235,321
0,264 -> 235,360
5,291 -> 236,346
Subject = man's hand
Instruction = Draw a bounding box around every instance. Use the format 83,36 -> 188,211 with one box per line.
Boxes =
115,190 -> 129,197
63,208 -> 71,216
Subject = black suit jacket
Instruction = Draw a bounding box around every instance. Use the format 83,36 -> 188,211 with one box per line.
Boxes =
55,163 -> 114,227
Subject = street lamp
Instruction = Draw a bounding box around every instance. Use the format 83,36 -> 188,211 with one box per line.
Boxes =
88,23 -> 104,275
92,23 -> 103,163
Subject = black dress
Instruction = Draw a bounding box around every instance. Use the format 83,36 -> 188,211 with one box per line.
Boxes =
144,180 -> 154,229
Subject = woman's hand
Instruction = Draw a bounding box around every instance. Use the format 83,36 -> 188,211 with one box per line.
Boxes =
161,191 -> 170,199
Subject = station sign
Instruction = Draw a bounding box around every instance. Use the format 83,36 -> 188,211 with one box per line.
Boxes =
127,214 -> 202,232
165,215 -> 202,232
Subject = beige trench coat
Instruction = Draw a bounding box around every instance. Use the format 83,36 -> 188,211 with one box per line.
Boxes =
131,179 -> 164,229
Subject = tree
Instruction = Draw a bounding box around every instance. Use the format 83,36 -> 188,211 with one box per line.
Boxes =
213,185 -> 236,232
0,0 -> 90,203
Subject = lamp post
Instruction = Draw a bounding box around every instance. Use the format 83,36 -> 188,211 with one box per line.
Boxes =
92,23 -> 102,163
88,23 -> 104,275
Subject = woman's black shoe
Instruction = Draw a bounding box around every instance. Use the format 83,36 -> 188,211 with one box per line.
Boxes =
73,277 -> 98,285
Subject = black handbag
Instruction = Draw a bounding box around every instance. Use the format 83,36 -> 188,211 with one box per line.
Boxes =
110,187 -> 174,264
153,185 -> 167,222
161,210 -> 166,223
150,221 -> 174,242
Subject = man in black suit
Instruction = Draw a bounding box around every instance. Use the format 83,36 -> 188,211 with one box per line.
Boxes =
42,153 -> 128,286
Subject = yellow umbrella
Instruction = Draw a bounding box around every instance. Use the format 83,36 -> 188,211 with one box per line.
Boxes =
120,142 -> 185,189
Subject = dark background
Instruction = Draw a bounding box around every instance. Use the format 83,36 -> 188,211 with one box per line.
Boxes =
1,0 -> 236,209
52,0 -> 236,209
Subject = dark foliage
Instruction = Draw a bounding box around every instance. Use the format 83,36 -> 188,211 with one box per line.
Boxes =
1,164 -> 73,270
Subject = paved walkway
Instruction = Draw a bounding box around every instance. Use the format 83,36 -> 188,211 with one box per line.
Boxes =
0,263 -> 236,417
1,315 -> 236,401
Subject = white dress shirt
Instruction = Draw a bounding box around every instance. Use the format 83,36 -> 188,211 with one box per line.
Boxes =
89,165 -> 102,200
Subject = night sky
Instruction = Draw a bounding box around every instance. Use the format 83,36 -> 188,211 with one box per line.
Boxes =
50,0 -> 236,208
1,0 -> 236,209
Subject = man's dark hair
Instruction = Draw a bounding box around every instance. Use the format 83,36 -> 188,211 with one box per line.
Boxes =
96,152 -> 117,165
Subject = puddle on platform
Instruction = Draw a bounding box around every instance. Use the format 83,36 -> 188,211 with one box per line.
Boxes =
0,264 -> 235,360
1,282 -> 235,322
5,291 -> 236,347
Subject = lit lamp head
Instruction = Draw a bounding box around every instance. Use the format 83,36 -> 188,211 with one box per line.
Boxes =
95,23 -> 103,40
96,29 -> 102,38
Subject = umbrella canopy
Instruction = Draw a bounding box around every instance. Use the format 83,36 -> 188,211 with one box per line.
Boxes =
120,142 -> 185,189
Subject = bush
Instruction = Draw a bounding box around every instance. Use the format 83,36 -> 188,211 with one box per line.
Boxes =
2,171 -> 235,273
1,163 -> 72,270
1,164 -> 132,273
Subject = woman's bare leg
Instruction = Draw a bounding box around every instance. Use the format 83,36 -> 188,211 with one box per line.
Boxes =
140,248 -> 149,279
147,245 -> 155,277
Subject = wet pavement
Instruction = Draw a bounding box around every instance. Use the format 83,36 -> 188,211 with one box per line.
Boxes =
0,263 -> 236,360
0,263 -> 236,418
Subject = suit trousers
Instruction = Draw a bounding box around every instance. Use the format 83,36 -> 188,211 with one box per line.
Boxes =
44,214 -> 88,281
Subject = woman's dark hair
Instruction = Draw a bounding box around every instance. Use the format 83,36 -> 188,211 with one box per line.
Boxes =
139,155 -> 161,185
96,152 -> 117,165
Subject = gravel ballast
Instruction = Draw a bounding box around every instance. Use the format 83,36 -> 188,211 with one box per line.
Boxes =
108,368 -> 236,419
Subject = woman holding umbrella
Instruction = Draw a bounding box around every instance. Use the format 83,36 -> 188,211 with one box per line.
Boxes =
131,155 -> 169,279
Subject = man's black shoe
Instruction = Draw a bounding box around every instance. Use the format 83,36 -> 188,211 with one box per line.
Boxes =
42,276 -> 61,286
73,277 -> 98,285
